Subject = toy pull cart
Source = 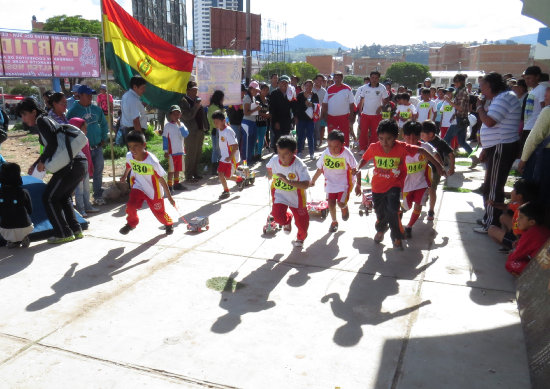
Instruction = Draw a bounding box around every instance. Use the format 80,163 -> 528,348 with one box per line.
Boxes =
263,214 -> 281,235
307,190 -> 329,219
236,162 -> 256,188
185,216 -> 209,232
359,188 -> 373,216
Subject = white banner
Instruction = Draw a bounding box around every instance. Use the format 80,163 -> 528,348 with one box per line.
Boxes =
196,56 -> 243,106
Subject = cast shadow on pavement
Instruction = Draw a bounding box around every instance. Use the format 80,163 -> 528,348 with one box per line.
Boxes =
321,237 -> 437,347
211,250 -> 303,334
25,235 -> 163,311
0,242 -> 51,281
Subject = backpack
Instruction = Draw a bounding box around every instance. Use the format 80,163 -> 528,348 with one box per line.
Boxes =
41,117 -> 88,173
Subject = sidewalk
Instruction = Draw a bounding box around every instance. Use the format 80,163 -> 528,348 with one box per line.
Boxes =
0,156 -> 530,388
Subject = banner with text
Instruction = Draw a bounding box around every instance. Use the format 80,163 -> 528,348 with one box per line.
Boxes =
0,32 -> 100,78
196,56 -> 243,106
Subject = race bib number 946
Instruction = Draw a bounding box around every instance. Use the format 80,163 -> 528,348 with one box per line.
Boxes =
324,155 -> 346,170
130,160 -> 154,175
375,156 -> 400,169
272,174 -> 296,191
407,161 -> 426,174
400,111 -> 411,119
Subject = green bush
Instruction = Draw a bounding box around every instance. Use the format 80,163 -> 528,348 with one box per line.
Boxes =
103,144 -> 127,160
10,123 -> 24,131
145,123 -> 156,141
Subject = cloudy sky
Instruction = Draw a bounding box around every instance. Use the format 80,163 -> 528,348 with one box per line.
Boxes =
1,0 -> 545,47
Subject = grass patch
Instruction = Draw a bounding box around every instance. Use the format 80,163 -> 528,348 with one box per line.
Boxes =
443,186 -> 472,193
455,150 -> 470,158
509,169 -> 521,177
206,276 -> 245,292
10,123 -> 24,131
455,160 -> 472,166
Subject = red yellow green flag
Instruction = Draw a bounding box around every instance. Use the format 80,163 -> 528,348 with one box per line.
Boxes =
101,0 -> 195,110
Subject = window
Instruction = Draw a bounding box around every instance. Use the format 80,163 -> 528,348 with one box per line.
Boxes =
166,0 -> 171,22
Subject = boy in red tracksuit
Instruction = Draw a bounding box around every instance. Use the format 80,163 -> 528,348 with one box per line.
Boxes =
119,131 -> 175,235
505,202 -> 550,276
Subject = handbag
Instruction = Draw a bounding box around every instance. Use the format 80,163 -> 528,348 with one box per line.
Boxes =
42,118 -> 88,173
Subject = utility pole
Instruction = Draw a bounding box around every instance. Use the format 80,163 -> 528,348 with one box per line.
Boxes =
245,0 -> 251,84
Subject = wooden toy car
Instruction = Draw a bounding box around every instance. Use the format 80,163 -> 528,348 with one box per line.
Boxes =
186,216 -> 209,232
236,164 -> 256,188
263,215 -> 281,235
307,200 -> 329,219
359,188 -> 373,216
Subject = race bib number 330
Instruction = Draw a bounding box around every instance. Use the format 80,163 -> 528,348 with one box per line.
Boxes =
272,174 -> 296,191
374,156 -> 400,169
130,160 -> 154,175
324,155 -> 346,170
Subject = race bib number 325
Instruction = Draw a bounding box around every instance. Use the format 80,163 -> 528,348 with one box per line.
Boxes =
374,156 -> 400,169
324,155 -> 346,170
272,174 -> 296,191
130,160 -> 154,175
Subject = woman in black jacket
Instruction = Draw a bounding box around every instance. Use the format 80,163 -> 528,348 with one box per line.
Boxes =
295,79 -> 319,159
17,98 -> 87,244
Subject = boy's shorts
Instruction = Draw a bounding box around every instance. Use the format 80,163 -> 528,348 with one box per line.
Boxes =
502,231 -> 517,250
168,154 -> 183,173
327,190 -> 351,204
217,161 -> 234,179
402,187 -> 429,211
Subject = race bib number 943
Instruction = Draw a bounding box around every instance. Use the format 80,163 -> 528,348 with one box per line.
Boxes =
324,155 -> 346,170
272,174 -> 296,191
407,161 -> 426,174
130,160 -> 154,175
375,156 -> 400,169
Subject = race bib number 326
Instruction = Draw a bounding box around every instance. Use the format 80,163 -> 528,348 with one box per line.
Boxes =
324,155 -> 346,170
374,156 -> 400,169
130,160 -> 154,175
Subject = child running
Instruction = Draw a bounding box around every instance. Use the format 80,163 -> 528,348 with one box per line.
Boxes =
213,110 -> 242,199
163,105 -> 189,194
402,121 -> 440,238
439,88 -> 458,149
505,202 -> 550,276
310,130 -> 357,232
394,93 -> 417,138
416,88 -> 437,123
355,119 -> 444,249
420,120 -> 455,221
119,131 -> 175,235
0,163 -> 33,248
266,136 -> 311,247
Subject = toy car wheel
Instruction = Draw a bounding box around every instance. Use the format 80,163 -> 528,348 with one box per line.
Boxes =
321,209 -> 328,219
187,225 -> 192,230
263,226 -> 267,234
359,210 -> 364,216
250,177 -> 255,185
205,225 -> 210,230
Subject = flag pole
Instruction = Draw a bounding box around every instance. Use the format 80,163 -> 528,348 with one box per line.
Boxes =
100,0 -> 117,184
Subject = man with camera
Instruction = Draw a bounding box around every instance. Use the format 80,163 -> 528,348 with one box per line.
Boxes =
179,81 -> 208,182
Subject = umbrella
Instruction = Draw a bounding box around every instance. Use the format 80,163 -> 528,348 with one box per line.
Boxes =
522,0 -> 550,28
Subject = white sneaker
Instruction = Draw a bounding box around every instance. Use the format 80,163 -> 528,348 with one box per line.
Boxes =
292,240 -> 304,247
94,198 -> 106,206
283,223 -> 292,234
473,226 -> 488,234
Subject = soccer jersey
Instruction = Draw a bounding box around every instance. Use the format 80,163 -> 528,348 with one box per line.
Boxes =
358,84 -> 388,115
440,101 -> 456,127
267,155 -> 310,208
416,100 -> 437,123
395,104 -> 417,127
218,126 -> 240,164
316,147 -> 357,193
362,141 -> 419,193
323,84 -> 355,116
126,151 -> 166,200
162,121 -> 188,155
403,142 -> 436,193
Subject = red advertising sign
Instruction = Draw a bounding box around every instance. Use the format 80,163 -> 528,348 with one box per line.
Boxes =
0,32 -> 101,78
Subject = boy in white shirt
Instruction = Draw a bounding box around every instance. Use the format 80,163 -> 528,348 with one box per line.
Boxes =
439,89 -> 457,148
402,121 -> 440,238
119,131 -> 175,235
163,105 -> 189,193
310,130 -> 357,233
416,89 -> 437,123
266,136 -> 311,247
213,111 -> 242,199
395,93 -> 418,138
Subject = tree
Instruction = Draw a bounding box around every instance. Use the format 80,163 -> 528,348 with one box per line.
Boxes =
384,62 -> 431,89
291,62 -> 319,81
10,85 -> 39,97
255,62 -> 319,82
343,76 -> 363,88
38,15 -> 102,94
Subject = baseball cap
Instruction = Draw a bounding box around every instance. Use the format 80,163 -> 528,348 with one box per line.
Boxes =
71,84 -> 82,92
248,81 -> 260,90
169,105 -> 181,113
100,84 -> 107,90
279,75 -> 291,83
523,66 -> 542,76
424,77 -> 431,82
77,85 -> 96,95
447,87 -> 455,93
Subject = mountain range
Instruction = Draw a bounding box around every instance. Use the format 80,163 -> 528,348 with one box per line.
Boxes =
287,34 -> 349,51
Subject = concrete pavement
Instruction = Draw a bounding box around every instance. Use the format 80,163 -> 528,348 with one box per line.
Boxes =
0,153 -> 530,388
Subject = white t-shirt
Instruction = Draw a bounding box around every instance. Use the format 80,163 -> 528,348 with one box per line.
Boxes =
524,83 -> 547,130
121,89 -> 147,128
323,84 -> 355,116
416,100 -> 437,123
126,151 -> 166,199
218,126 -> 240,163
403,142 -> 436,193
315,147 -> 357,193
409,96 -> 420,108
267,155 -> 310,208
163,121 -> 188,155
358,83 -> 388,115
396,104 -> 417,127
354,83 -> 368,105
440,101 -> 456,128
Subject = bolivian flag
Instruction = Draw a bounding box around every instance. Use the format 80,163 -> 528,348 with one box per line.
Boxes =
101,0 -> 194,110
